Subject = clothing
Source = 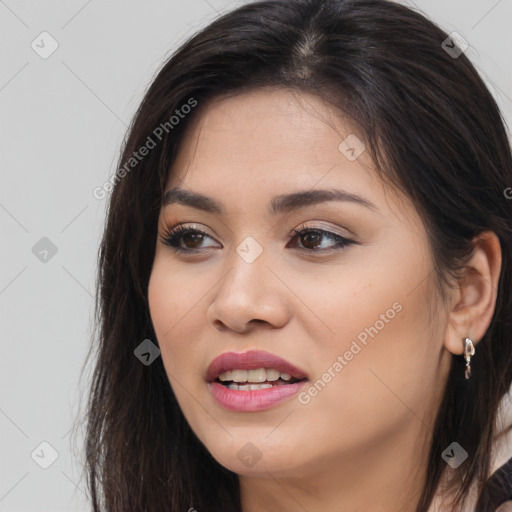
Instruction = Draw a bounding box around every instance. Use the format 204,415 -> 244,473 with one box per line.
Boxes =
474,389 -> 512,511
428,390 -> 512,511
476,453 -> 512,511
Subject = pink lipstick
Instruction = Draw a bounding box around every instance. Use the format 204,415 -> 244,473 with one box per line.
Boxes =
206,350 -> 309,412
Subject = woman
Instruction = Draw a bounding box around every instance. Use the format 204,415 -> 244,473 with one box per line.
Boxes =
79,0 -> 512,510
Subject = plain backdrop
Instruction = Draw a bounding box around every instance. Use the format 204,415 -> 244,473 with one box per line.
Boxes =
1,1 -> 511,510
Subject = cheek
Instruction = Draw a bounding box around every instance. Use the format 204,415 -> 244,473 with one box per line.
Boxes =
301,247 -> 441,435
148,260 -> 210,433
147,258 -> 202,375
311,281 -> 441,441
148,252 -> 205,333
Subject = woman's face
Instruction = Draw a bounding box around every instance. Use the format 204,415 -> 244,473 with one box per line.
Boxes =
148,88 -> 452,482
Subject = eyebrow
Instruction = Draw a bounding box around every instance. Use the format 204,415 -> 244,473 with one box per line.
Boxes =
162,186 -> 378,215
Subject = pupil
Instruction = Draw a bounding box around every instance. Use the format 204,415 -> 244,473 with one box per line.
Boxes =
184,233 -> 203,248
303,232 -> 321,249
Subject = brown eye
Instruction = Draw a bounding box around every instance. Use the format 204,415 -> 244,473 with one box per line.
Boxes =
160,225 -> 218,252
160,223 -> 355,255
288,226 -> 354,254
299,230 -> 323,250
180,232 -> 205,249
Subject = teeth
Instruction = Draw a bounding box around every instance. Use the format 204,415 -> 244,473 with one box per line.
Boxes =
266,369 -> 280,381
230,369 -> 248,383
218,367 -> 297,383
219,370 -> 233,381
227,383 -> 274,391
247,368 -> 266,382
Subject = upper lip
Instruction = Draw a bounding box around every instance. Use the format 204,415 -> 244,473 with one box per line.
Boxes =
206,350 -> 309,382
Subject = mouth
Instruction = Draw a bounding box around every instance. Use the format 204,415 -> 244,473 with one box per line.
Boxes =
206,349 -> 309,385
205,350 -> 309,411
215,368 -> 307,391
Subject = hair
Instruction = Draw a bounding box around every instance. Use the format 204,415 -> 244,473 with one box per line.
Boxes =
76,0 -> 512,510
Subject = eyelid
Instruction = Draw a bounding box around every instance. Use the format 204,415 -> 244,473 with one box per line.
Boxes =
290,221 -> 354,239
159,221 -> 356,256
160,223 -> 220,247
287,223 -> 355,252
161,220 -> 353,239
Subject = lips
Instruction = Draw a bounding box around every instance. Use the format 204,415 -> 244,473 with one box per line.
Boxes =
205,350 -> 309,383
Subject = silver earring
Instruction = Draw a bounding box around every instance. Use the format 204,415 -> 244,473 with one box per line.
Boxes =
464,338 -> 475,380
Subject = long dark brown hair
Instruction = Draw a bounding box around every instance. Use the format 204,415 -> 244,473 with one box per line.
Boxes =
75,0 -> 512,510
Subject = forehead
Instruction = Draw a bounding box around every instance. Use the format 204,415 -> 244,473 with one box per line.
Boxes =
168,88 -> 374,187
159,88 -> 427,245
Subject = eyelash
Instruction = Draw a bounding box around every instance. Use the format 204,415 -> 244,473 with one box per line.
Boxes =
159,223 -> 355,255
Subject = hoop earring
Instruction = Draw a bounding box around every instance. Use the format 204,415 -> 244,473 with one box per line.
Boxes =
464,337 -> 475,380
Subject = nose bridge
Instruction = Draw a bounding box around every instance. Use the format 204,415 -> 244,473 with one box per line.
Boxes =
207,235 -> 291,331
221,234 -> 271,302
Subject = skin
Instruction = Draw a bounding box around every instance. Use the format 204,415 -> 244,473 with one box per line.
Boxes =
147,88 -> 502,512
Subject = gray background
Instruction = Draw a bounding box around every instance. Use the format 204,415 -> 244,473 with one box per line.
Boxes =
1,1 -> 511,510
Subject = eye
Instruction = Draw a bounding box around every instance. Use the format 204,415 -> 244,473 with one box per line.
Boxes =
287,224 -> 355,254
159,224 -> 218,253
159,223 -> 355,255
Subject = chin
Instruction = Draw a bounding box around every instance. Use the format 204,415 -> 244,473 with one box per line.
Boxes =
204,437 -> 301,477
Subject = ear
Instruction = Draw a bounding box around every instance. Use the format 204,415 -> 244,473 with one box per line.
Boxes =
443,231 -> 502,355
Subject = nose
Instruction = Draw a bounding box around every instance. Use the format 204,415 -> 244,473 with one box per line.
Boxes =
206,245 -> 292,334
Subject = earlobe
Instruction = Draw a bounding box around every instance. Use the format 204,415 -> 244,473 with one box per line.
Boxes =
443,231 -> 502,356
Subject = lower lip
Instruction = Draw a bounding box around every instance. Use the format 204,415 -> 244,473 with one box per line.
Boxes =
208,380 -> 308,412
